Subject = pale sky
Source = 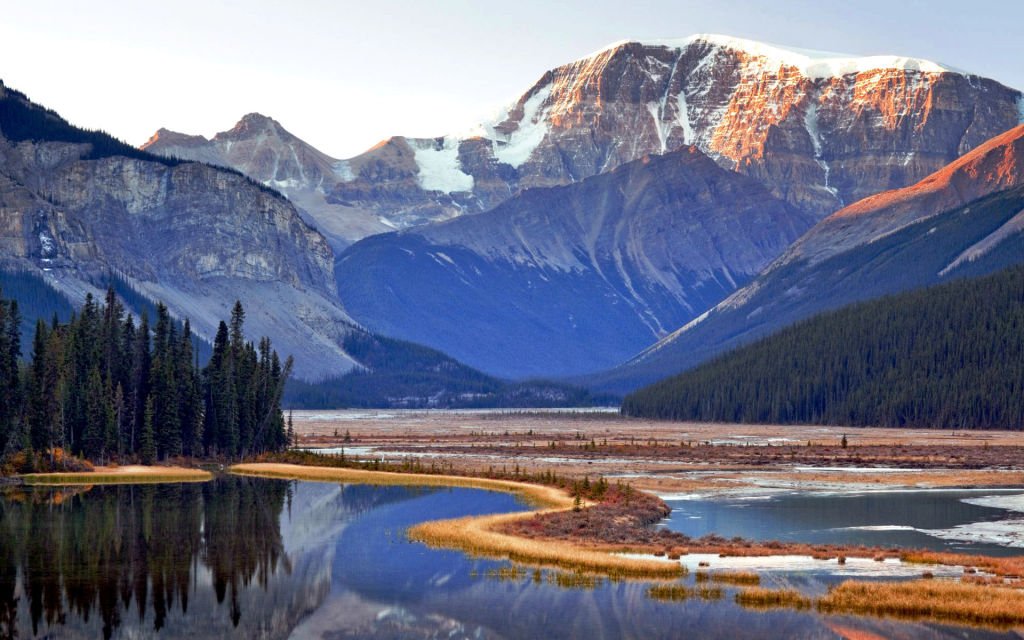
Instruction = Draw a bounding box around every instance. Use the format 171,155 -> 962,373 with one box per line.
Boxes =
1,0 -> 1021,159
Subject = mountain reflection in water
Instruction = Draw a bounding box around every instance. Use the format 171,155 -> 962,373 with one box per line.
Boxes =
0,478 -> 1020,640
0,477 -> 418,639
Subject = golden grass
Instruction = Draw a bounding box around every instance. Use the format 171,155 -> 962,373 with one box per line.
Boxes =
817,579 -> 1024,628
411,511 -> 682,578
22,465 -> 212,485
708,570 -> 760,586
735,587 -> 811,610
647,584 -> 724,602
232,463 -> 681,577
229,463 -> 570,508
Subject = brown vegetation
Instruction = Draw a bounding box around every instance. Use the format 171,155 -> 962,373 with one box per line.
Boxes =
734,587 -> 811,610
22,465 -> 213,484
817,579 -> 1024,627
647,584 -> 724,602
708,571 -> 761,586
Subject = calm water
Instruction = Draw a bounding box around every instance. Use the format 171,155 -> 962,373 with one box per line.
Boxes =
0,477 -> 1019,639
663,489 -> 1024,556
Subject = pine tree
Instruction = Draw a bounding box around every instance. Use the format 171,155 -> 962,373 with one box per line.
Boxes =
140,397 -> 156,465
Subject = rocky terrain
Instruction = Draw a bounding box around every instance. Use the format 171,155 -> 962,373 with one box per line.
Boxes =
146,35 -> 1023,247
336,147 -> 814,378
0,81 -> 359,379
143,114 -> 391,250
592,124 -> 1024,393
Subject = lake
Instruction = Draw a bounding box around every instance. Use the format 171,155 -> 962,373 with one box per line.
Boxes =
0,477 -> 1020,639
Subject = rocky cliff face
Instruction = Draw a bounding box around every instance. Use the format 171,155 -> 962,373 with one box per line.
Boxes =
0,84 -> 359,379
143,114 -> 391,250
335,147 -> 814,378
335,35 -> 1022,226
147,36 -> 1023,245
589,125 -> 1024,393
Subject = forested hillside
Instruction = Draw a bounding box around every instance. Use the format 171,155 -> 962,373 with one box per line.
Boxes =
622,265 -> 1024,429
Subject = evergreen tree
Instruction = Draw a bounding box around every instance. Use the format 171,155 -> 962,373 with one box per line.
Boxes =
139,397 -> 156,465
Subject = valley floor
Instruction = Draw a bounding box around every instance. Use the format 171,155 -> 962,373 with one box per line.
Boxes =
291,409 -> 1024,496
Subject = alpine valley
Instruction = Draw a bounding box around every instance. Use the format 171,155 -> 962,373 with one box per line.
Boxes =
9,33 -> 1024,399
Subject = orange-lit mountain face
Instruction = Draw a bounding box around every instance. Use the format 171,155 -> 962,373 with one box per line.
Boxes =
591,124 -> 1024,394
144,35 -> 1023,246
790,124 -> 1024,264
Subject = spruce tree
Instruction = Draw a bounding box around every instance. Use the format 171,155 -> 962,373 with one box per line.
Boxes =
140,397 -> 157,465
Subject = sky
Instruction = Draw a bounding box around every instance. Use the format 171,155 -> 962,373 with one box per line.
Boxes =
1,0 -> 1022,159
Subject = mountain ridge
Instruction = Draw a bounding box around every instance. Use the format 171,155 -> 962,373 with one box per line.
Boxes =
590,124 -> 1024,393
335,146 -> 815,378
144,34 -> 1023,251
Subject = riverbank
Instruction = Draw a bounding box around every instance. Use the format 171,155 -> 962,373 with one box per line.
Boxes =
288,409 -> 1024,497
231,462 -> 682,577
21,465 -> 213,484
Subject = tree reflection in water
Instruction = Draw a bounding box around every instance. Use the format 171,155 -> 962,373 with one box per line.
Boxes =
0,477 -> 289,639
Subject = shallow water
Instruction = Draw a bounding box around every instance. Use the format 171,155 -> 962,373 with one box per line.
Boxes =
662,489 -> 1024,555
0,478 -> 1019,639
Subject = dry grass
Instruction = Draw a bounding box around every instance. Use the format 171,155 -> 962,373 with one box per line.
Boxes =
708,570 -> 760,586
232,462 -> 680,577
900,550 -> 1024,581
22,465 -> 212,485
817,579 -> 1024,627
647,584 -> 724,602
735,587 -> 811,610
411,511 -> 682,578
230,463 -> 571,508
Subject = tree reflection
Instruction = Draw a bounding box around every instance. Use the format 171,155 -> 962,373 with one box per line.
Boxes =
0,477 -> 289,639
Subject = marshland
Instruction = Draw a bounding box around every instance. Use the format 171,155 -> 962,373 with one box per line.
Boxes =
3,409 -> 1023,638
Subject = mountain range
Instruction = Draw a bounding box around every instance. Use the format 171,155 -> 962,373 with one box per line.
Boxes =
6,33 -> 1024,404
593,124 -> 1024,392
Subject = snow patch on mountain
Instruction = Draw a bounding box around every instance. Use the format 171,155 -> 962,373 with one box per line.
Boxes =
595,34 -> 963,79
411,139 -> 474,193
939,208 -> 1024,276
676,91 -> 695,145
1018,95 -> 1024,124
490,85 -> 553,168
803,101 -> 840,201
332,160 -> 355,182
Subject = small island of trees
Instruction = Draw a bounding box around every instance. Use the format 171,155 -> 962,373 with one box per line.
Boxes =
0,287 -> 291,472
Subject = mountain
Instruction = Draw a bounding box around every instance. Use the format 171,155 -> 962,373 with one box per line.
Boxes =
142,114 -> 391,250
593,124 -> 1024,393
145,35 -> 1023,245
284,332 -> 614,409
0,80 -> 363,380
335,147 -> 815,378
622,264 -> 1024,429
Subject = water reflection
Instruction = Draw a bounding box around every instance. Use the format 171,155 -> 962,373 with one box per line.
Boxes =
1,480 -> 1021,639
0,478 -> 419,639
661,490 -> 1024,555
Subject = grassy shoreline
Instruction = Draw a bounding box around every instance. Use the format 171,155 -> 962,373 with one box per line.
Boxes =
230,462 -> 683,577
20,465 -> 213,485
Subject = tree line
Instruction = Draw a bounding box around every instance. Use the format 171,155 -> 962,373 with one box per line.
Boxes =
0,287 -> 292,468
622,264 -> 1024,429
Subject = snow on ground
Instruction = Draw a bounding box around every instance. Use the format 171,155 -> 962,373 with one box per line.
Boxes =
591,34 -> 962,78
490,85 -> 552,168
962,494 -> 1024,513
411,138 -> 474,193
619,552 -> 963,577
926,519 -> 1024,548
332,160 -> 356,182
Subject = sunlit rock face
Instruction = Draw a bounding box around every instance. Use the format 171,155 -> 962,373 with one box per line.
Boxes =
146,36 -> 1022,245
0,84 -> 359,380
592,125 -> 1024,393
